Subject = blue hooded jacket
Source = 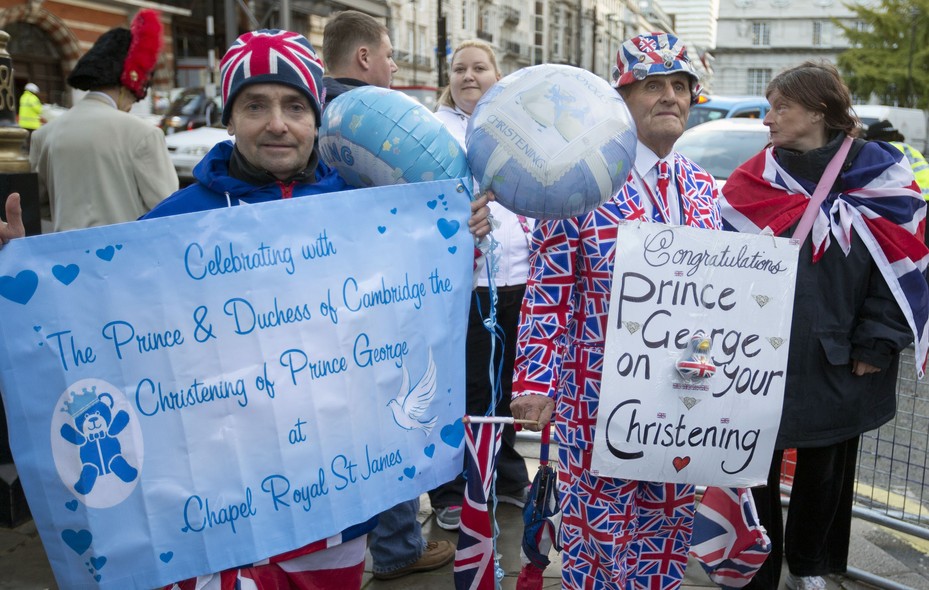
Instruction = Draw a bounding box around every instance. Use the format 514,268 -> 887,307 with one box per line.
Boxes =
144,141 -> 348,219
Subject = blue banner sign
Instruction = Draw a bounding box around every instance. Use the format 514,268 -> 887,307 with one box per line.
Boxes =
0,179 -> 473,589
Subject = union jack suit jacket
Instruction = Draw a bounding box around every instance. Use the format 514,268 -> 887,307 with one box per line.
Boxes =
513,154 -> 721,450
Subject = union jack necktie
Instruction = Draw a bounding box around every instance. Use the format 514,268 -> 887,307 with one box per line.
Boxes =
654,160 -> 672,222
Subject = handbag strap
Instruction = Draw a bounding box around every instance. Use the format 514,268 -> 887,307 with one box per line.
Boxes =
791,135 -> 854,243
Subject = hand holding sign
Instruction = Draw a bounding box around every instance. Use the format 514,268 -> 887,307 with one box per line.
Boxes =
0,193 -> 25,247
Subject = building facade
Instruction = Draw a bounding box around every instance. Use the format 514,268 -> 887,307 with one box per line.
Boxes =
0,0 -> 716,110
711,0 -> 877,96
662,0 -> 719,52
0,0 -> 190,107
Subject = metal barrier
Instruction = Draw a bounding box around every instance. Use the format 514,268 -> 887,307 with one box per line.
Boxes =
854,347 -> 929,530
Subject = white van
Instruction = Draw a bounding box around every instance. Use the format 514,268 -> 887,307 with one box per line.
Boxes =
853,105 -> 929,152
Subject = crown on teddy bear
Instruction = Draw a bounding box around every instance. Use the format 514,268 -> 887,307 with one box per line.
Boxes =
62,387 -> 99,417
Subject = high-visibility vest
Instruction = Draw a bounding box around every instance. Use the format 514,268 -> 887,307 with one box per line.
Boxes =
891,141 -> 929,201
18,90 -> 42,130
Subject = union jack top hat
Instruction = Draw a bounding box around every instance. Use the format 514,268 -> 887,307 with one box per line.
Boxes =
612,32 -> 700,102
220,29 -> 326,125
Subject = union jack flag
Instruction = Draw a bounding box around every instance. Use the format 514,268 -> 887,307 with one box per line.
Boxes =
454,422 -> 503,590
689,487 -> 771,589
636,36 -> 659,52
220,30 -> 325,109
676,358 -> 717,379
721,141 -> 929,377
164,527 -> 369,590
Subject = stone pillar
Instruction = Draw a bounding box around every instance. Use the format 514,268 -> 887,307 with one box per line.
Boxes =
0,28 -> 38,528
0,30 -> 40,237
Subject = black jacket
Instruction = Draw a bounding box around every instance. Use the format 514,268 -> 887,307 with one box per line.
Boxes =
322,77 -> 368,108
774,135 -> 912,448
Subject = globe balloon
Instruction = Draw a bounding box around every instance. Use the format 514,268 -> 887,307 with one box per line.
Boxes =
319,86 -> 470,188
467,64 -> 637,219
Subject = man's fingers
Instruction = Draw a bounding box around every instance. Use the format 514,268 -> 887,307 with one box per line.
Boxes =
468,195 -> 492,239
537,398 -> 554,429
1,193 -> 25,245
511,395 -> 553,432
470,194 -> 490,212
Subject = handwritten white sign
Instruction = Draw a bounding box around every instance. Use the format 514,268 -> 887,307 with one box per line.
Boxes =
590,222 -> 799,486
0,179 -> 473,589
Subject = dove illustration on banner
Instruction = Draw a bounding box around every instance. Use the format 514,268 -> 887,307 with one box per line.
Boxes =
387,349 -> 438,435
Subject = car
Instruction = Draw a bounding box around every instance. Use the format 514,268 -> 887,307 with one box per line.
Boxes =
674,118 -> 770,185
687,95 -> 770,129
164,123 -> 231,183
159,87 -> 222,135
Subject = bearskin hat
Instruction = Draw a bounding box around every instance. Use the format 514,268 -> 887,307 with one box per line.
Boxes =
67,9 -> 163,100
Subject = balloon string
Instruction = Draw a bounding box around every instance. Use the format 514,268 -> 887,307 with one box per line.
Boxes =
477,226 -> 506,588
479,228 -> 505,417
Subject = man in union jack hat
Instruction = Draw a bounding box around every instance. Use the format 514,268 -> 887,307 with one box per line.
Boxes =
139,29 -> 492,590
512,31 -> 722,589
0,26 -> 491,588
612,31 -> 702,101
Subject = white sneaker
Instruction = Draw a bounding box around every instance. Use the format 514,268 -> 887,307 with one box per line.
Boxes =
785,573 -> 827,590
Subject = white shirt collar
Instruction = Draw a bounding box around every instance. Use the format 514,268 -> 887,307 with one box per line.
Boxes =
87,91 -> 118,110
633,141 -> 667,179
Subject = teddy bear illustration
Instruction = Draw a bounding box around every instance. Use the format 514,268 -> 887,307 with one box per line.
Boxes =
60,386 -> 138,495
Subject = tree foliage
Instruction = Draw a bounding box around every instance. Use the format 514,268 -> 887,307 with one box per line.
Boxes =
835,0 -> 929,108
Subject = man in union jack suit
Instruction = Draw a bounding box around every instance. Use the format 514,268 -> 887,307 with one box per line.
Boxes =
511,32 -> 721,589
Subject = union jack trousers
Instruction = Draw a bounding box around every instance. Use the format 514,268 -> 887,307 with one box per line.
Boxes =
559,445 -> 695,590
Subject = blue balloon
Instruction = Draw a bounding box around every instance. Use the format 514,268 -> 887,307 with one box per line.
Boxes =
319,86 -> 470,188
467,64 -> 637,219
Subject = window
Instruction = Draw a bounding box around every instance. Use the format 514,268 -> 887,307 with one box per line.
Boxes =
533,1 -> 544,64
752,22 -> 770,46
813,21 -> 830,46
563,8 -> 575,61
418,25 -> 427,65
553,7 -> 563,57
748,68 -> 771,95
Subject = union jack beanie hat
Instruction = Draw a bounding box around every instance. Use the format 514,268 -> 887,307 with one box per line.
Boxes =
612,32 -> 701,102
220,29 -> 326,125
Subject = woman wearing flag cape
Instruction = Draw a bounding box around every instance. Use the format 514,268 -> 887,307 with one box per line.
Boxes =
720,61 -> 929,590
